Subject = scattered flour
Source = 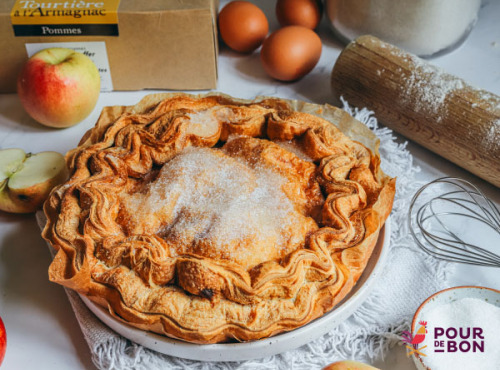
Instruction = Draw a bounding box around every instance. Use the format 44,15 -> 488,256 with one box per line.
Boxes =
385,45 -> 500,131
396,51 -> 465,119
484,119 -> 500,151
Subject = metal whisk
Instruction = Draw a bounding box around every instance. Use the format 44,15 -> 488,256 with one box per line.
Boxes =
408,177 -> 500,267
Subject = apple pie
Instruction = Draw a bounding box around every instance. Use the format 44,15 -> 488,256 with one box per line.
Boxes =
42,93 -> 395,343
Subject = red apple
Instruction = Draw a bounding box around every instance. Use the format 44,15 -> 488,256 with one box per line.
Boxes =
0,315 -> 6,366
17,47 -> 100,128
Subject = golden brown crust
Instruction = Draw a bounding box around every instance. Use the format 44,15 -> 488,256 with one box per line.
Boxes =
42,93 -> 395,343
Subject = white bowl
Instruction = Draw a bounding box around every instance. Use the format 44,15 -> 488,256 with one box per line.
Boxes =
410,286 -> 500,370
79,218 -> 391,362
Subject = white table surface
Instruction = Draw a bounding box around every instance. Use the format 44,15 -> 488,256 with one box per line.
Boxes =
0,1 -> 499,369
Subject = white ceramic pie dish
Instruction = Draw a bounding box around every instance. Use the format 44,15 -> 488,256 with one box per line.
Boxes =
75,217 -> 391,362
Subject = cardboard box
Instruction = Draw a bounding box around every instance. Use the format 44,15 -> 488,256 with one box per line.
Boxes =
0,0 -> 218,93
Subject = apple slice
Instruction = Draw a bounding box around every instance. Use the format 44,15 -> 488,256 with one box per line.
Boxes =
0,149 -> 68,214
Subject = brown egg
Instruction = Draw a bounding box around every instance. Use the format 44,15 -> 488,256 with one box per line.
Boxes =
218,1 -> 269,53
260,26 -> 322,81
276,0 -> 322,30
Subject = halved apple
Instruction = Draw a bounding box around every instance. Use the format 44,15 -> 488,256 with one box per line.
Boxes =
0,148 -> 68,214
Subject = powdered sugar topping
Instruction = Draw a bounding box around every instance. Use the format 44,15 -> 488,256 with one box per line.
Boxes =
122,146 -> 309,267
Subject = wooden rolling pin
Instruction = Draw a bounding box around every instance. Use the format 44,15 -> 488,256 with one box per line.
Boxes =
331,35 -> 500,188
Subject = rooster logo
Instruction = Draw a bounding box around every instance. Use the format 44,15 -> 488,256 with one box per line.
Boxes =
402,321 -> 428,357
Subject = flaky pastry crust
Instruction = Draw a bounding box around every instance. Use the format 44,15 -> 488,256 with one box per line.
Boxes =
42,93 -> 395,343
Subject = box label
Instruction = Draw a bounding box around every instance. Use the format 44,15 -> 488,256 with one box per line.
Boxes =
25,41 -> 114,91
11,0 -> 121,36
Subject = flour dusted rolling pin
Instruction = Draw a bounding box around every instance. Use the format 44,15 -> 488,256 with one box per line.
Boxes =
331,35 -> 500,187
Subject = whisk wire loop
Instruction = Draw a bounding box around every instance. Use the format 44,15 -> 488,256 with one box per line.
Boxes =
409,177 -> 500,268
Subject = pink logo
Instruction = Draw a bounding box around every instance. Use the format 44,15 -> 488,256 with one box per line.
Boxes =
402,321 -> 485,357
402,320 -> 428,357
